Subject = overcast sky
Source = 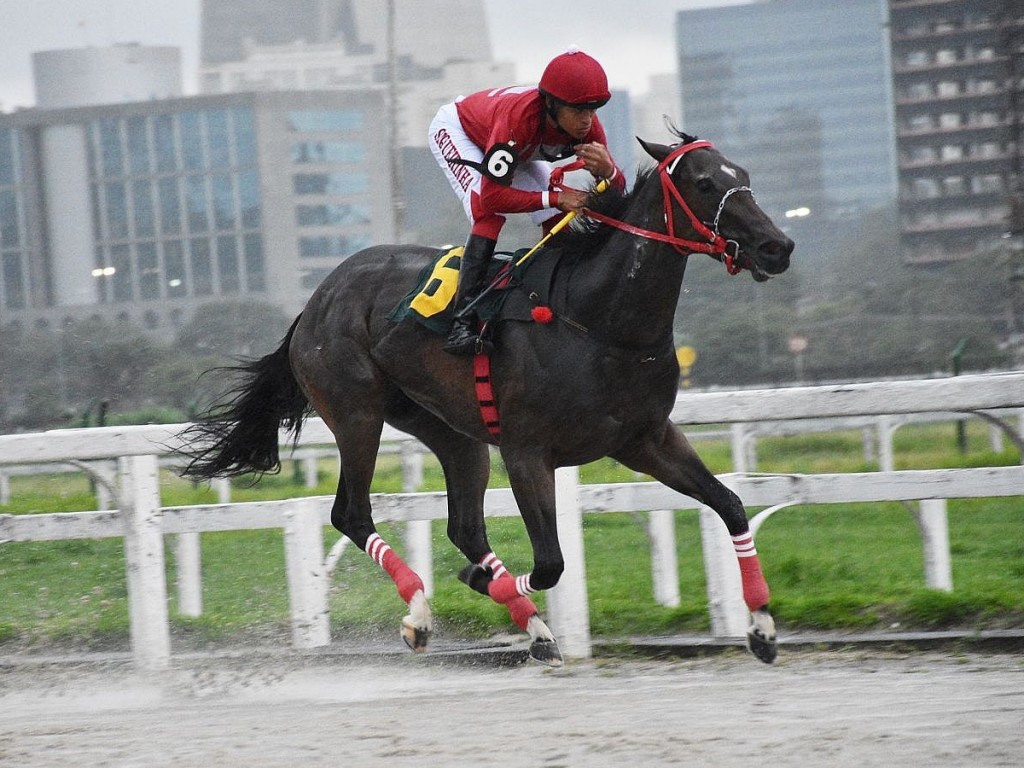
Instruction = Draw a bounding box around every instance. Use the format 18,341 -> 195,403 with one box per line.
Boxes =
0,0 -> 751,110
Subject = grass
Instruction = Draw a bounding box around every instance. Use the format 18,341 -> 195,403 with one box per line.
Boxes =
0,419 -> 1020,650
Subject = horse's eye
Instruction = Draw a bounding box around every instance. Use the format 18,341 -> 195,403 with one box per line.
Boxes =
696,178 -> 715,193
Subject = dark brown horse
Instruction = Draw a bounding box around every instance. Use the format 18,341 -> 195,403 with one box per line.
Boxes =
181,135 -> 794,666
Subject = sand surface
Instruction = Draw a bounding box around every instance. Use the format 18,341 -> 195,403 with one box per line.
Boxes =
1,648 -> 1022,767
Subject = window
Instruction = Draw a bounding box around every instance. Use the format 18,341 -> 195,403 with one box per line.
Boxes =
98,119 -> 123,178
238,170 -> 261,228
244,234 -> 265,292
153,115 -> 177,172
0,189 -> 18,248
110,243 -> 133,302
164,240 -> 187,298
105,182 -> 129,239
296,202 -> 371,227
291,141 -> 365,165
0,127 -> 16,186
293,172 -> 368,196
287,110 -> 363,132
216,235 -> 240,294
206,110 -> 232,168
180,112 -> 204,170
232,108 -> 257,167
190,238 -> 213,296
138,242 -> 160,300
132,180 -> 155,237
211,173 -> 236,230
2,252 -> 25,308
126,116 -> 151,175
299,234 -> 372,258
158,177 -> 181,235
185,175 -> 209,233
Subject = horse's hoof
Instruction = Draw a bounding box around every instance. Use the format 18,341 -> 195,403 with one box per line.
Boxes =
746,608 -> 778,664
401,617 -> 431,652
458,563 -> 493,596
529,638 -> 563,667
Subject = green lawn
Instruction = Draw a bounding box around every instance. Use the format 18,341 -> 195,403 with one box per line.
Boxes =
1,420 -> 1020,649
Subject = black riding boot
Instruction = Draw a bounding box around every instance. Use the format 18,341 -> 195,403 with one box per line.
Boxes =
443,235 -> 496,356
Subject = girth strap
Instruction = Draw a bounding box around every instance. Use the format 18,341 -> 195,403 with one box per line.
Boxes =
473,352 -> 501,441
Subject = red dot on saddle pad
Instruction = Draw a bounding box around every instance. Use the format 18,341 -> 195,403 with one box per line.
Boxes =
531,306 -> 554,324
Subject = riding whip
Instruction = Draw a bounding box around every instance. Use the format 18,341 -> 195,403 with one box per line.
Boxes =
456,176 -> 612,318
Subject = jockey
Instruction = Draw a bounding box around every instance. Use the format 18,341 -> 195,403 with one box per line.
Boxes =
427,47 -> 626,355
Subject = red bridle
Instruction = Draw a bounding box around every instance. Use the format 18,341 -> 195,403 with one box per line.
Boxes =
554,141 -> 750,275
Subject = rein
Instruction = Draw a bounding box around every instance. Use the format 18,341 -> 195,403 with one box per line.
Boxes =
581,141 -> 753,276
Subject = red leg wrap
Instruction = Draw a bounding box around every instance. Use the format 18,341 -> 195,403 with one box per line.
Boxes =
738,554 -> 770,611
487,574 -> 522,604
506,595 -> 538,631
367,534 -> 424,604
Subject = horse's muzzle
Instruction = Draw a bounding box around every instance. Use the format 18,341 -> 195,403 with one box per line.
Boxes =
751,234 -> 794,279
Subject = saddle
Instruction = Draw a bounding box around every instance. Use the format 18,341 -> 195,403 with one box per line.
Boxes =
388,244 -> 564,339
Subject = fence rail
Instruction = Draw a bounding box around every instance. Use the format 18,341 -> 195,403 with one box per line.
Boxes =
1,372 -> 1022,668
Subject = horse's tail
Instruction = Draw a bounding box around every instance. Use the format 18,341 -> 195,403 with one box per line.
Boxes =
179,314 -> 309,479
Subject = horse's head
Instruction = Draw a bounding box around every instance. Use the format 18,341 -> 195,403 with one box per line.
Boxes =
638,137 -> 793,280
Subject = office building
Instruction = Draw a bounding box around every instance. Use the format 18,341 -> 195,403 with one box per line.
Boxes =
676,0 -> 897,235
0,86 -> 394,334
889,0 -> 1023,263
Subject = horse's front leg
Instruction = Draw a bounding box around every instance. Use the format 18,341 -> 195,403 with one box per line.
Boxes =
457,449 -> 564,666
614,424 -> 778,664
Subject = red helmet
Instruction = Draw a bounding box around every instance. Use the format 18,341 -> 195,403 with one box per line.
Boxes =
539,48 -> 611,109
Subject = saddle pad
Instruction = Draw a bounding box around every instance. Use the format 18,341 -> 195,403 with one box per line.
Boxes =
389,245 -> 555,334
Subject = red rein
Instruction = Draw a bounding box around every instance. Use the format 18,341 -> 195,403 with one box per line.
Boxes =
571,141 -> 745,275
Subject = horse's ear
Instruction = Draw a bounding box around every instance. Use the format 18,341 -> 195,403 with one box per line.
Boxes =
662,115 -> 699,145
637,137 -> 673,163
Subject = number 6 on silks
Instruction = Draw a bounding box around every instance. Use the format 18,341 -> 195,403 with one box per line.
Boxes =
446,142 -> 520,186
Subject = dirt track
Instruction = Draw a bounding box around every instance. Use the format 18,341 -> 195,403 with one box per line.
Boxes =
1,648 -> 1022,767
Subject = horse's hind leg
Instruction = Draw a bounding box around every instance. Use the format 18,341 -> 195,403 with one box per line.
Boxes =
613,426 -> 777,664
385,401 -> 553,659
306,381 -> 432,651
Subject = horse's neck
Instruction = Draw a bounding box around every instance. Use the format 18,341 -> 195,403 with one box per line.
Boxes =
569,184 -> 688,349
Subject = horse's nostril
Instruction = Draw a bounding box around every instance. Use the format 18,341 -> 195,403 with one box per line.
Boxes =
762,237 -> 794,258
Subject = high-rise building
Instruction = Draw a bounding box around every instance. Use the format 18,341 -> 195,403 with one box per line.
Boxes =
676,0 -> 897,240
201,0 -> 492,69
198,0 -> 510,149
0,88 -> 394,335
888,0 -> 1023,263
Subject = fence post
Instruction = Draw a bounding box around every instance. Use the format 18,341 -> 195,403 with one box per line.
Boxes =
699,505 -> 748,638
175,532 -> 203,617
878,415 -> 896,472
648,509 -> 680,607
119,454 -> 171,670
302,453 -> 319,488
546,466 -> 591,658
401,444 -> 432,598
213,476 -> 231,504
916,499 -> 953,592
283,501 -> 330,649
731,423 -> 754,472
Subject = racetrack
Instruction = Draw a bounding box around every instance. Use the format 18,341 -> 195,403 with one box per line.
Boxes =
1,648 -> 1021,767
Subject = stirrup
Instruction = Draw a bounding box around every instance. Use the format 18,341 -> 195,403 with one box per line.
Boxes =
443,330 -> 479,356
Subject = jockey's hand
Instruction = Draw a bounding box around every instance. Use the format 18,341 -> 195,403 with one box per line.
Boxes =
555,187 -> 590,213
574,142 -> 616,180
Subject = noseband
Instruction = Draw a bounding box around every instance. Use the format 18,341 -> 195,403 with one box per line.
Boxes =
582,141 -> 754,275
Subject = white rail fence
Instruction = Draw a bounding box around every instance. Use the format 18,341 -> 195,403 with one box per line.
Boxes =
1,372 -> 1022,669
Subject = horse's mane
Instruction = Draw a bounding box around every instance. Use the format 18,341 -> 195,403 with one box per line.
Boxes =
556,165 -> 659,260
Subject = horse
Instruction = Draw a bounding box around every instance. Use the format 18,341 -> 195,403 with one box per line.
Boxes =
180,133 -> 794,666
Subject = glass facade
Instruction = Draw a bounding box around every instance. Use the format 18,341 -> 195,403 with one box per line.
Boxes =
0,88 -> 392,331
87,106 -> 264,304
0,126 -> 27,310
889,0 -> 1023,263
676,0 -> 896,217
287,108 -> 373,289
